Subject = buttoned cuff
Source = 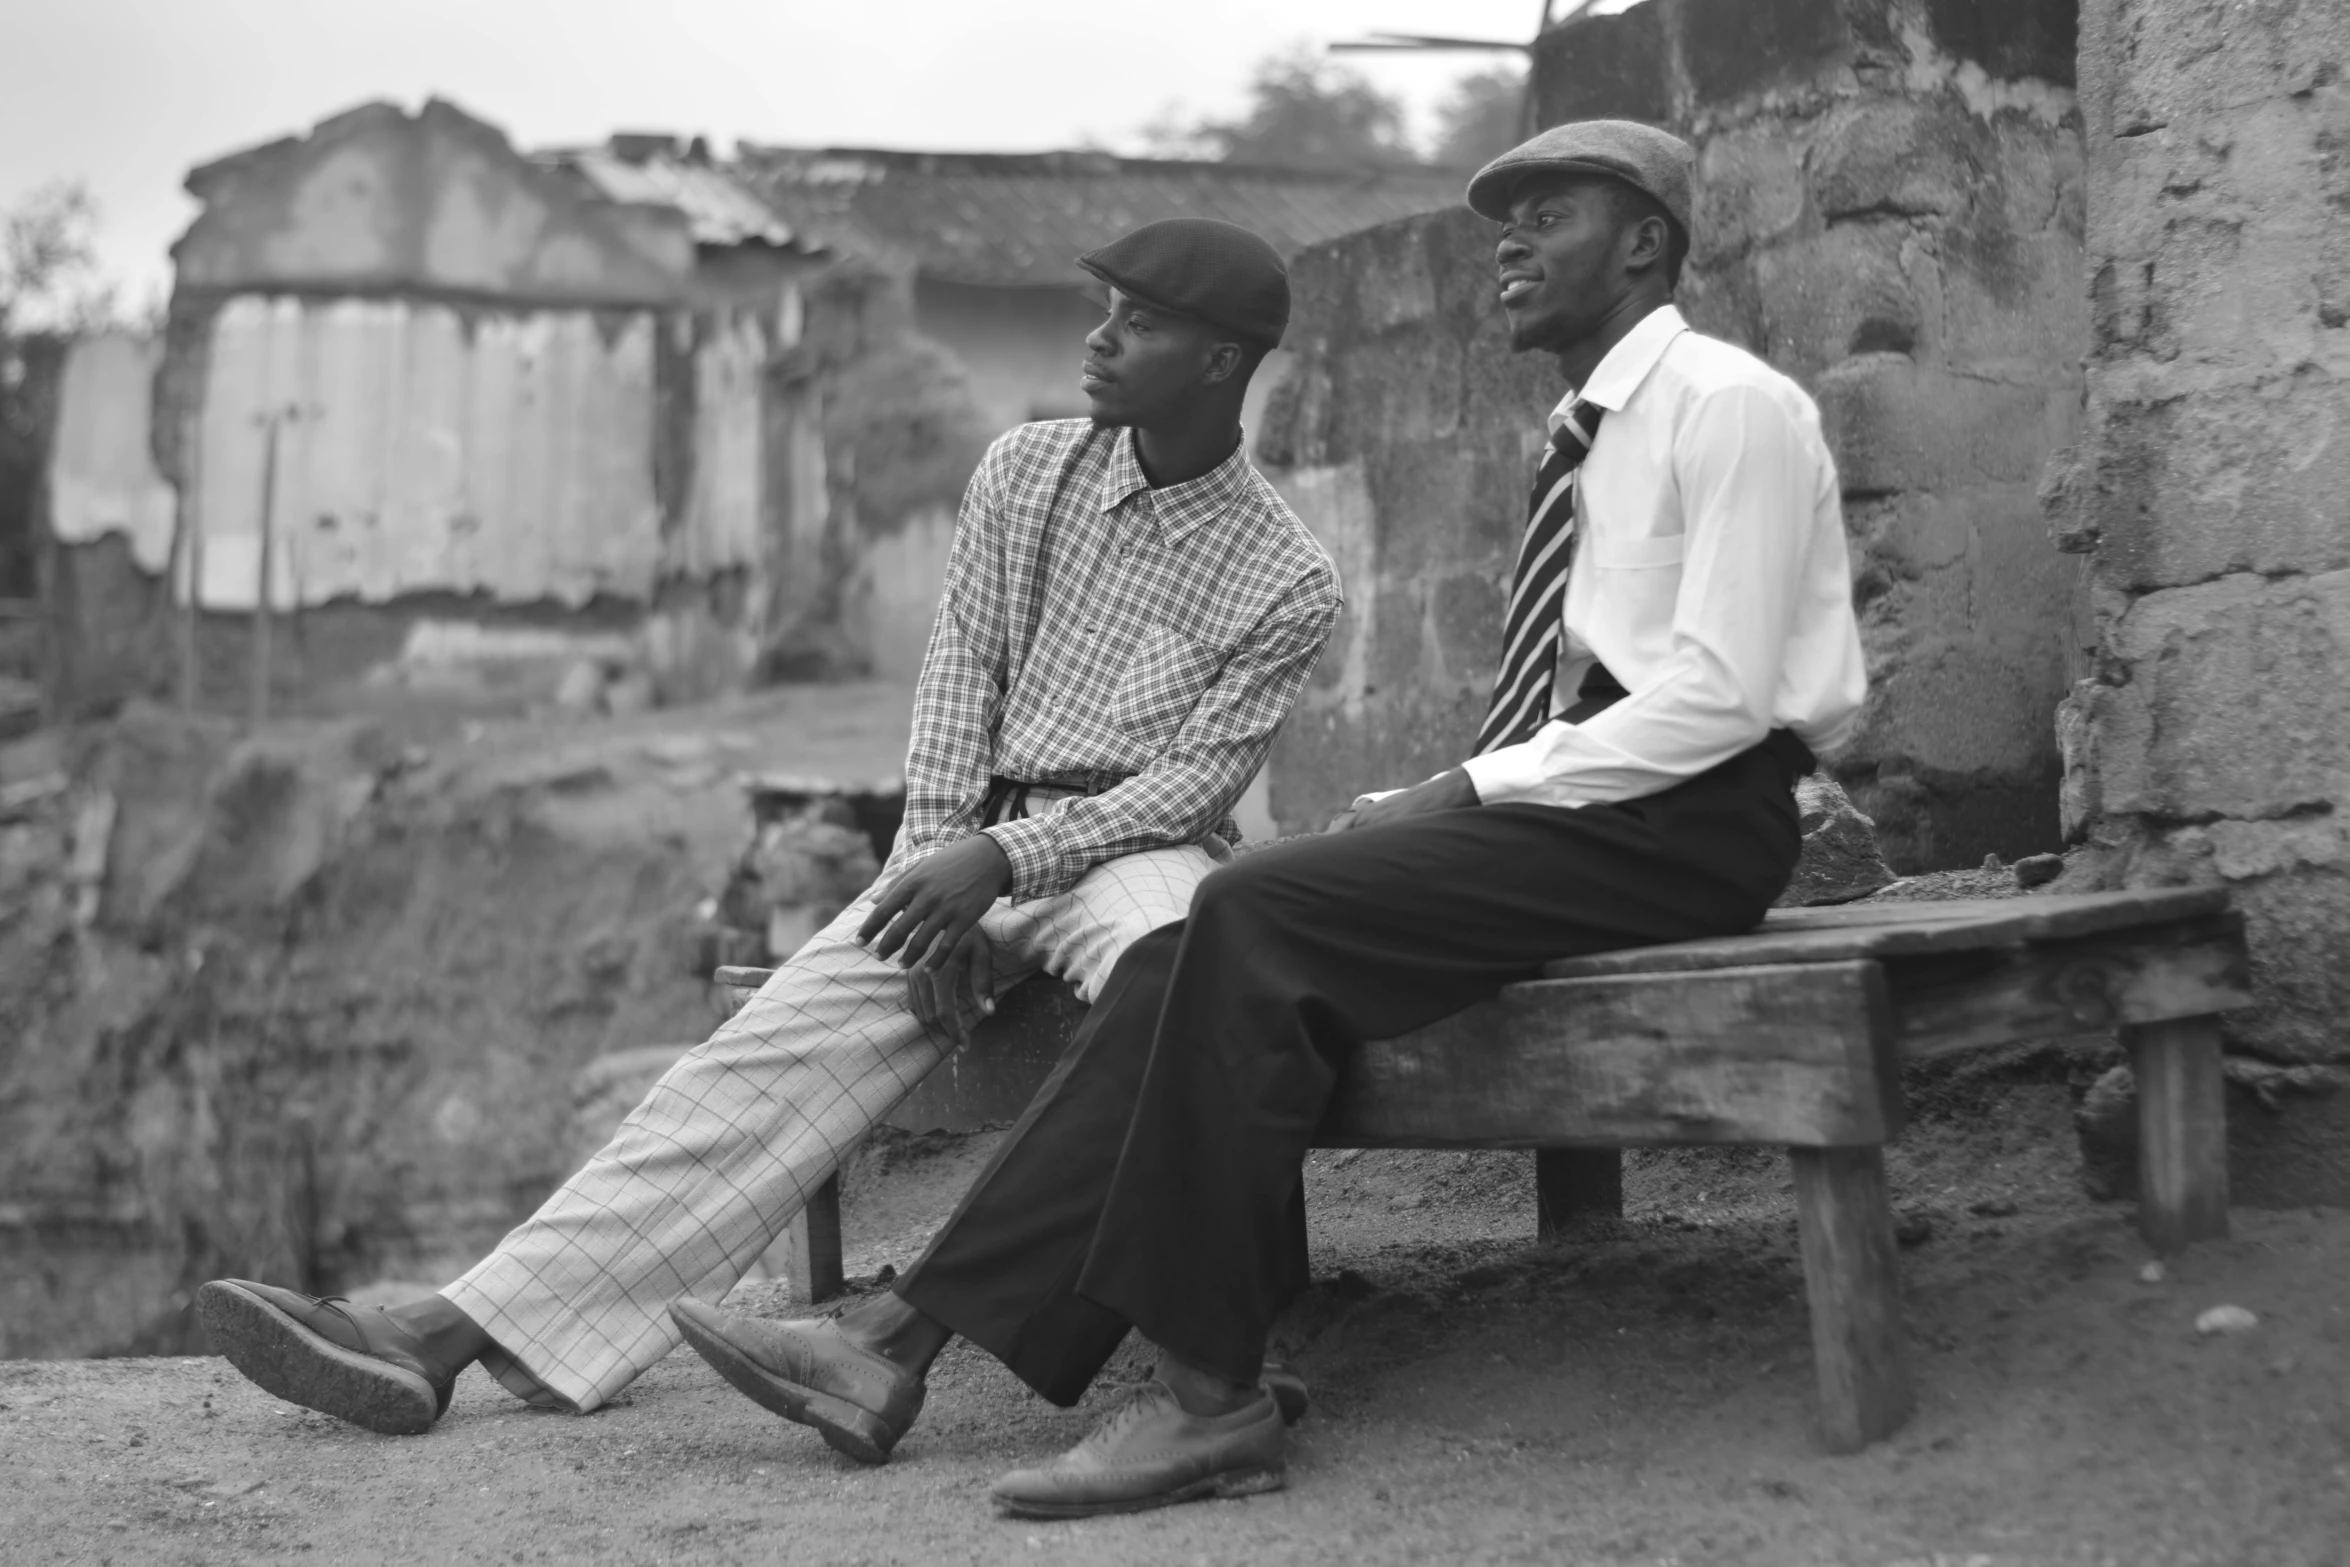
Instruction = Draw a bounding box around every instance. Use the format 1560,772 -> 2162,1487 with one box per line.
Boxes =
982,817 -> 1069,902
1461,742 -> 1556,807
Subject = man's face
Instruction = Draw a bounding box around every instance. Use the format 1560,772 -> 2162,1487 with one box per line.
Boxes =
1079,287 -> 1229,427
1494,176 -> 1638,355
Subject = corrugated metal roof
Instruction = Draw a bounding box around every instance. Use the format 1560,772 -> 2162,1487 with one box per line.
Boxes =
541,143 -> 802,250
738,148 -> 1460,287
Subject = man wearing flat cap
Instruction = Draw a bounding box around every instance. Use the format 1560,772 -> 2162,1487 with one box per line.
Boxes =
195,217 -> 1341,1442
606,117 -> 1867,1520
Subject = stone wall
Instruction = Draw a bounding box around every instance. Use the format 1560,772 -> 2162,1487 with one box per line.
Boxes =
1257,0 -> 2088,873
2060,0 -> 2350,1184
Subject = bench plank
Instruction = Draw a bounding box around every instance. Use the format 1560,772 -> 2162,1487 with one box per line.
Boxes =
1542,888 -> 2231,978
1883,918 -> 2250,1058
1322,961 -> 1898,1149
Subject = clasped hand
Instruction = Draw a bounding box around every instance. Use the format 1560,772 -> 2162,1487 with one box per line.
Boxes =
856,833 -> 1014,1044
1323,766 -> 1479,833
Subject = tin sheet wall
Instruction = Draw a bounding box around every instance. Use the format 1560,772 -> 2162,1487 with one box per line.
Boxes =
180,296 -> 769,612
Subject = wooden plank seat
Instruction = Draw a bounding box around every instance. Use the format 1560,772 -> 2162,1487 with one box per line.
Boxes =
713,886 -> 2249,1454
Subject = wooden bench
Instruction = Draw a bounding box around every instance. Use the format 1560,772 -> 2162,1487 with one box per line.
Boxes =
714,885 -> 2248,1453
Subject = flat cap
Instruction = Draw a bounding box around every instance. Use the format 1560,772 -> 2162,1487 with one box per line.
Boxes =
1077,218 -> 1289,350
1465,119 -> 1695,241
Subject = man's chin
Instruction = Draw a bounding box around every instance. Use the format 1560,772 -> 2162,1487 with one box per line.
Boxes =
1506,312 -> 1562,355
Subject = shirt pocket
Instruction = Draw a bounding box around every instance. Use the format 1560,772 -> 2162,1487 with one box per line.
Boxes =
1108,623 -> 1225,740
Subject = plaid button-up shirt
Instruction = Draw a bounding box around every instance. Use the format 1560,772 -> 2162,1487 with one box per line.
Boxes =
893,419 -> 1342,902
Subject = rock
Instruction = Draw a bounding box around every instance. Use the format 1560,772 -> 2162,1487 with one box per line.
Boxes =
604,671 -> 656,717
1777,776 -> 1898,907
553,659 -> 606,714
2139,1260 -> 2167,1284
743,802 -> 882,962
1389,1191 -> 1426,1212
2194,1305 -> 2258,1336
1894,1209 -> 1935,1247
2013,852 -> 2065,889
1968,1195 -> 2020,1217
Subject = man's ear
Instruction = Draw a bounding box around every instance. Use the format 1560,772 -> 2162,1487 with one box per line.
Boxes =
1624,213 -> 1669,276
1200,341 -> 1245,387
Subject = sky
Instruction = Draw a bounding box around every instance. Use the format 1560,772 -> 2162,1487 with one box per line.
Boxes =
1,0 -> 1577,307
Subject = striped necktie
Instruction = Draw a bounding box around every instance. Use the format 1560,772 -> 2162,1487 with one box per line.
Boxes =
1473,399 -> 1606,755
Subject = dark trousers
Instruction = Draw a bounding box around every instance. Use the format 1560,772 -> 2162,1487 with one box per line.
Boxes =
895,741 -> 1806,1406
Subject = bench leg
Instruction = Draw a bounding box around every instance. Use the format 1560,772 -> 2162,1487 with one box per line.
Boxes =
1535,1148 -> 1623,1234
784,1174 -> 845,1307
2126,1016 -> 2230,1254
1789,1145 -> 1913,1454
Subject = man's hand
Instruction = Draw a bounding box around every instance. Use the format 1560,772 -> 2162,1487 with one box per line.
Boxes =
905,925 -> 997,1045
858,833 -> 1014,967
1343,767 -> 1480,832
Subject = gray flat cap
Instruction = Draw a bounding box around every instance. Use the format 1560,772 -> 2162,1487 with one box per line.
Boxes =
1465,119 -> 1695,239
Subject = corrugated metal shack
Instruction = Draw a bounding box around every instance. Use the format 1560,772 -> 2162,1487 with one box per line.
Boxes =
47,100 -> 830,720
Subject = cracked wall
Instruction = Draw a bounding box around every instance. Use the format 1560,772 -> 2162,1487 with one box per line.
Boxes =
1257,0 -> 2087,871
2064,0 -> 2350,1106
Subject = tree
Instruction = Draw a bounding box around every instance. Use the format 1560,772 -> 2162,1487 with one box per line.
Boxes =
1146,47 -> 1420,173
1430,66 -> 1529,170
1,181 -> 116,339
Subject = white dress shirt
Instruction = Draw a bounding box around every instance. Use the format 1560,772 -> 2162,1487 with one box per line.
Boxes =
1394,304 -> 1867,811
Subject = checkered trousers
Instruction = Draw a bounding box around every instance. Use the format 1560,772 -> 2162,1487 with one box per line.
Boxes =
443,841 -> 1226,1414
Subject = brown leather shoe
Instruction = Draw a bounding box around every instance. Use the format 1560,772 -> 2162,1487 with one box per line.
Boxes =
989,1380 -> 1286,1519
196,1279 -> 453,1436
670,1299 -> 925,1465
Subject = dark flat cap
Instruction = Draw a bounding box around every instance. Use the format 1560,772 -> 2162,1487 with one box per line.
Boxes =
1078,218 -> 1289,349
1466,119 -> 1695,240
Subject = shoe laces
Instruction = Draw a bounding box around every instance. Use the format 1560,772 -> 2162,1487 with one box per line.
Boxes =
1071,1380 -> 1181,1459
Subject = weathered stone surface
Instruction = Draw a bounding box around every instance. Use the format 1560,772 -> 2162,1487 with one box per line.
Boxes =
1530,1 -> 1675,128
1752,223 -> 1924,376
1690,127 -> 1809,267
1679,0 -> 1849,106
1810,99 -> 1983,221
2088,571 -> 2350,823
1923,0 -> 2078,85
2079,395 -> 2350,595
1816,357 -> 2073,495
1777,776 -> 1898,906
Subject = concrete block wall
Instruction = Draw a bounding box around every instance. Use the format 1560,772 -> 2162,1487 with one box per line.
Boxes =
2066,0 -> 2350,1095
1257,0 -> 2088,871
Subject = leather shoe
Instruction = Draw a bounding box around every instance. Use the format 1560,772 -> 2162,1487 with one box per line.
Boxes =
670,1298 -> 924,1465
990,1379 -> 1285,1519
196,1279 -> 453,1436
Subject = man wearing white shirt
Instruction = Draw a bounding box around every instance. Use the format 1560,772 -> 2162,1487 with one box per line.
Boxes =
672,119 -> 1868,1519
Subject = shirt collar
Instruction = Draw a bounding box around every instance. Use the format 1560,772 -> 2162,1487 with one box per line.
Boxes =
1097,425 -> 1253,545
1549,303 -> 1687,429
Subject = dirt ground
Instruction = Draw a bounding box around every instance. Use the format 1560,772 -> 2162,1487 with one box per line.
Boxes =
4,1062 -> 2346,1567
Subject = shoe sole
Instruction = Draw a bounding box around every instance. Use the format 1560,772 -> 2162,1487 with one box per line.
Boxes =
196,1281 -> 439,1436
993,1462 -> 1287,1519
671,1308 -> 918,1466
